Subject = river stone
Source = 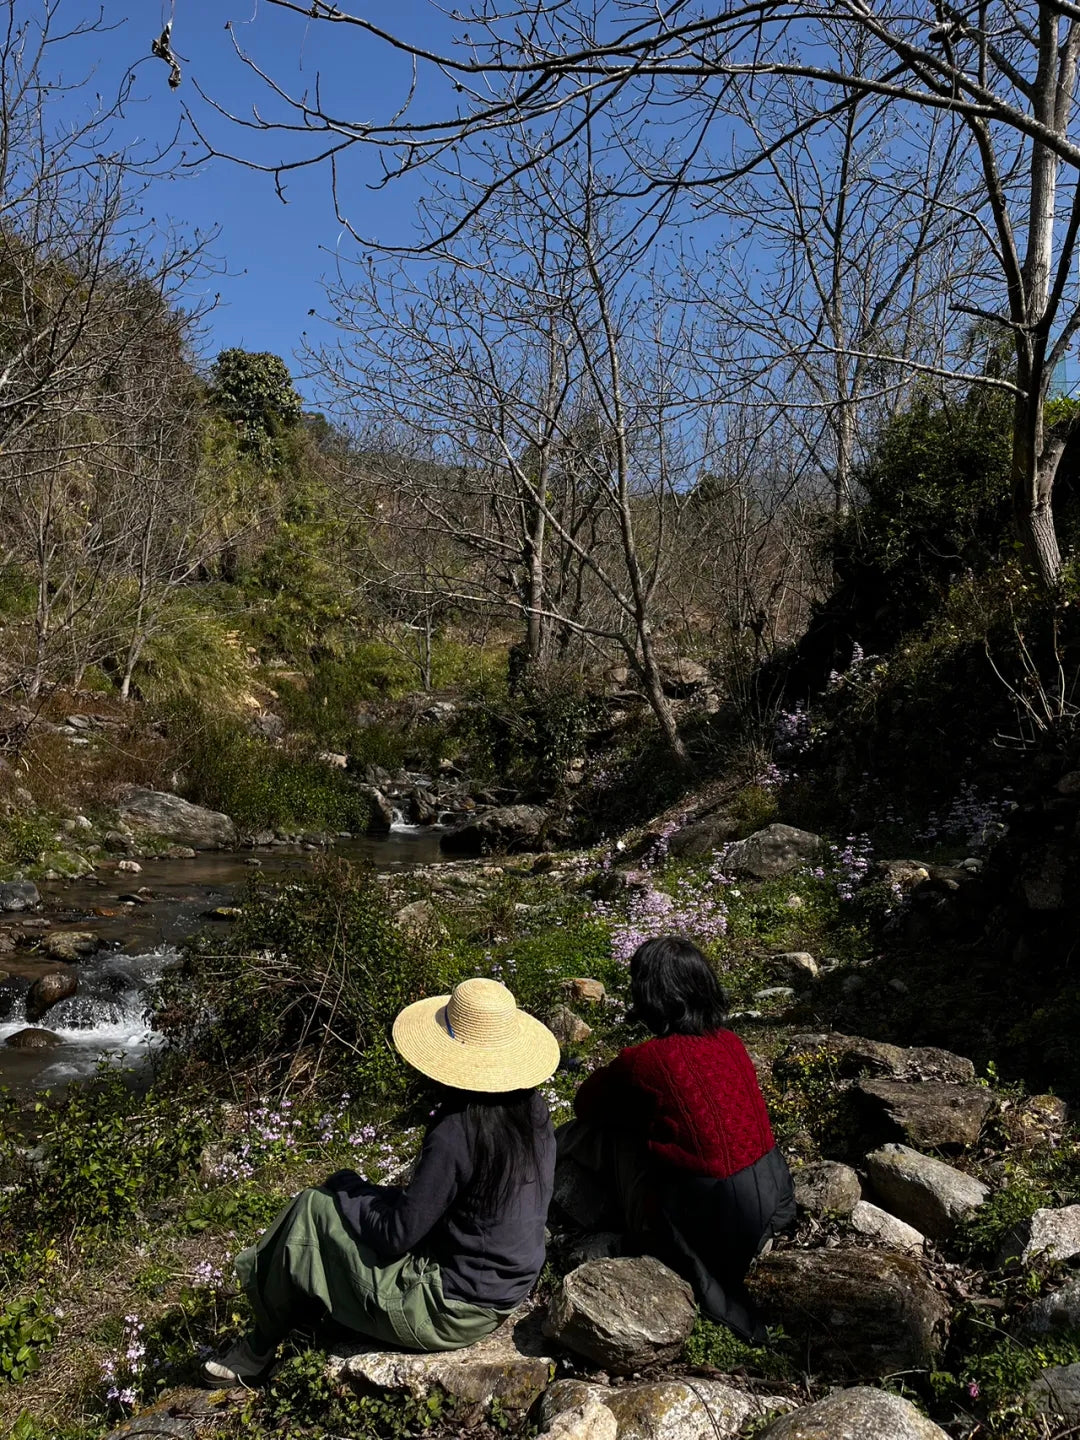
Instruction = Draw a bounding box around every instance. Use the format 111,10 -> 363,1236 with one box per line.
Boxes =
793,1160 -> 861,1217
0,880 -> 40,912
26,969 -> 77,1021
565,978 -> 606,1004
1017,1275 -> 1080,1336
42,930 -> 102,963
865,1143 -> 989,1242
759,1386 -> 950,1439
543,1257 -> 696,1373
330,1305 -> 554,1414
855,1079 -> 995,1149
720,824 -> 825,879
5,1027 -> 61,1049
356,784 -> 394,832
746,1248 -> 950,1378
542,1378 -> 791,1440
782,1033 -> 975,1084
114,787 -> 237,849
1028,1363 -> 1080,1427
441,805 -> 549,856
996,1205 -> 1080,1267
850,1200 -> 926,1254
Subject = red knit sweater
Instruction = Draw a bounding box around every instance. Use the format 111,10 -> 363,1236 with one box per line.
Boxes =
573,1028 -> 775,1179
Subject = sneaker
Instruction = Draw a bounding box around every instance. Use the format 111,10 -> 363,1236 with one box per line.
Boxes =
200,1336 -> 276,1388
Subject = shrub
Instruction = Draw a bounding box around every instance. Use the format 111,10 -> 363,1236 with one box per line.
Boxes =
0,1295 -> 58,1387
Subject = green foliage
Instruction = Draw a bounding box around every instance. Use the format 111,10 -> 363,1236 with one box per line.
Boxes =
767,1047 -> 846,1155
682,1316 -> 793,1381
0,811 -> 56,876
209,349 -> 303,454
182,1182 -> 287,1237
257,1347 -> 447,1439
159,706 -> 374,832
0,1295 -> 58,1386
954,1177 -> 1048,1263
156,857 -> 443,1096
126,597 -> 251,708
729,783 -> 779,836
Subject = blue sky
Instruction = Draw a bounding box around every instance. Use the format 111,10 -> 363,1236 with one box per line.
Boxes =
73,2 -> 456,401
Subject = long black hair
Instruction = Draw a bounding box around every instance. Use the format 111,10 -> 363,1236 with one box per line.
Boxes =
629,936 -> 729,1037
460,1088 -> 543,1213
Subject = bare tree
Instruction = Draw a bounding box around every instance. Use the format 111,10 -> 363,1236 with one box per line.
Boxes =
211,0 -> 1080,589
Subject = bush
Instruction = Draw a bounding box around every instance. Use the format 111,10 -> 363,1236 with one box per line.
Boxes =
0,1295 -> 58,1387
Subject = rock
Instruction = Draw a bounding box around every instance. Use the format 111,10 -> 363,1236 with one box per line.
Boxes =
721,824 -> 825,879
563,1232 -> 624,1268
753,986 -> 795,1004
103,829 -> 135,854
331,1306 -> 554,1415
203,906 -> 242,922
547,1004 -> 593,1045
161,845 -> 197,860
116,858 -> 142,874
1028,1363 -> 1080,1428
667,813 -> 740,859
662,657 -> 710,696
441,805 -> 549,857
114,787 -> 236,850
42,931 -> 102,963
356,784 -> 394,832
26,970 -> 77,1021
758,1386 -> 950,1439
865,1144 -> 989,1242
0,880 -> 40,912
783,1033 -> 975,1083
5,1027 -> 60,1049
98,1385 -> 223,1438
394,900 -> 446,937
850,1200 -> 926,1254
543,1257 -> 696,1373
320,751 -> 348,769
746,1248 -> 949,1378
540,1399 -> 617,1440
39,850 -> 94,880
771,952 -> 819,984
792,1160 -> 861,1217
543,1378 -> 790,1440
565,978 -> 606,1004
854,1079 -> 995,1149
996,1205 -> 1080,1267
1001,1093 -> 1069,1149
1017,1275 -> 1080,1336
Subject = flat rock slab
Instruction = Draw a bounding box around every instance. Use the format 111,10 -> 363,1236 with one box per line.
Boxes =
543,1257 -> 696,1373
997,1205 -> 1080,1267
543,1378 -> 791,1440
793,1161 -> 861,1217
115,787 -> 237,850
783,1034 -> 975,1083
850,1200 -> 926,1254
865,1143 -> 989,1242
759,1386 -> 950,1439
1029,1363 -> 1080,1427
855,1079 -> 995,1149
746,1248 -> 949,1379
721,824 -> 825,879
330,1307 -> 554,1414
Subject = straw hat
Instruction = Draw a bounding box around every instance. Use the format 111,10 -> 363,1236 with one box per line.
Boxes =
392,977 -> 560,1092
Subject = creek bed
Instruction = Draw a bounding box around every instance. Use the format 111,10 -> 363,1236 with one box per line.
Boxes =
0,825 -> 445,1090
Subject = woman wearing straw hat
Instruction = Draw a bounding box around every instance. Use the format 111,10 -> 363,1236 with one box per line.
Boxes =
201,977 -> 560,1387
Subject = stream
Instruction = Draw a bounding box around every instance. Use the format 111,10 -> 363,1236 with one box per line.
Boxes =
0,824 -> 445,1090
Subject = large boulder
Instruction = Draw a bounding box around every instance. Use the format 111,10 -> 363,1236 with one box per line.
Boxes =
781,1034 -> 975,1084
759,1386 -> 950,1439
543,1257 -> 696,1373
667,813 -> 739,859
5,1027 -> 60,1050
26,969 -> 77,1021
441,805 -> 549,857
720,824 -> 825,879
1028,1363 -> 1080,1429
1017,1274 -> 1080,1336
42,930 -> 103,963
793,1160 -> 861,1217
114,787 -> 236,850
996,1205 -> 1080,1267
330,1306 -> 554,1417
746,1248 -> 950,1378
865,1144 -> 989,1242
854,1079 -> 995,1149
0,880 -> 40,912
542,1378 -> 790,1440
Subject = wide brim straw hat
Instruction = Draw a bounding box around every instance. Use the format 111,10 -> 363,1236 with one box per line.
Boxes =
392,977 -> 561,1093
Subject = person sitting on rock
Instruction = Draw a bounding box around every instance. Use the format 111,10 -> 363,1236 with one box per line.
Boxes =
201,977 -> 560,1386
558,936 -> 794,1340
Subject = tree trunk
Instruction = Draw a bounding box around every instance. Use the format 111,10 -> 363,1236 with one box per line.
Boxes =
633,633 -> 690,769
1013,385 -> 1063,590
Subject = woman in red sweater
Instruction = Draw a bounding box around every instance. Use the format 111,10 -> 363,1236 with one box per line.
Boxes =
560,936 -> 794,1339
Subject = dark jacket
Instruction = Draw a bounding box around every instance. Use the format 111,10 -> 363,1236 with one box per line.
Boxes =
329,1092 -> 555,1310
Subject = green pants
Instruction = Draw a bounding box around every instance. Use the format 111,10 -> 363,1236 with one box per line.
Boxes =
234,1187 -> 507,1352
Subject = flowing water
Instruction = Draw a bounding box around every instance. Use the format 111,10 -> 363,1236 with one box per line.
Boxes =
0,823 -> 445,1090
